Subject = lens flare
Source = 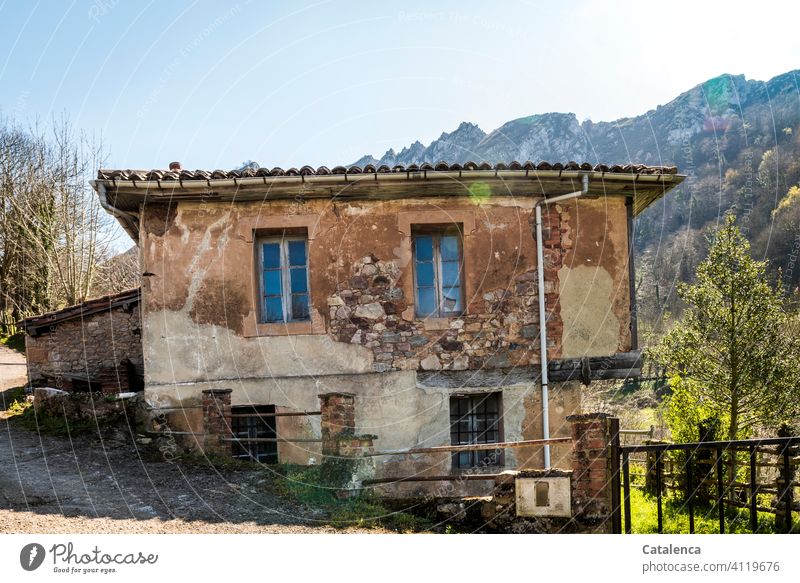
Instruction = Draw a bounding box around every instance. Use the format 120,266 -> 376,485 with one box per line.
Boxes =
468,182 -> 491,204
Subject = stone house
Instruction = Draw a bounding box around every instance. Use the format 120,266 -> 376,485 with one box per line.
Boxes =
21,288 -> 143,393
92,160 -> 683,496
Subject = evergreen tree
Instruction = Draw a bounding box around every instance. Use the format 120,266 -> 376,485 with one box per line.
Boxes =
652,214 -> 800,443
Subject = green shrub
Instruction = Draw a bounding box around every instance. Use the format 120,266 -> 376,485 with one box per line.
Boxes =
273,463 -> 431,532
0,332 -> 25,353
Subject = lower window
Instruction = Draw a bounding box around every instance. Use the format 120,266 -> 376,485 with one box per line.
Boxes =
449,393 -> 503,469
231,405 -> 278,463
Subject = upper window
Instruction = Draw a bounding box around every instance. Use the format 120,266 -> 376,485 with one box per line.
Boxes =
259,234 -> 310,323
413,227 -> 464,317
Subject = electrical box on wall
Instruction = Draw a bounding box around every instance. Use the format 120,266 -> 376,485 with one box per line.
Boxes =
515,476 -> 571,518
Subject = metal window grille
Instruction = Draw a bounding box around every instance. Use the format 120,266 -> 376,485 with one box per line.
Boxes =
449,393 -> 503,469
259,234 -> 310,323
231,405 -> 278,463
412,227 -> 464,317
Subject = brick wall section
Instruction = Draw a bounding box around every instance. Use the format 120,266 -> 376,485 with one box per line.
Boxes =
568,412 -> 614,531
535,204 -> 571,353
202,388 -> 232,456
319,392 -> 356,455
327,207 -> 571,373
25,302 -> 142,393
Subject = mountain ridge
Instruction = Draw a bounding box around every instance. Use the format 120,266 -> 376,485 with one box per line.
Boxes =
352,70 -> 799,169
352,69 -> 800,327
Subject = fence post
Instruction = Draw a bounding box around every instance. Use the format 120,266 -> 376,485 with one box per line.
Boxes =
319,392 -> 356,456
777,444 -> 795,533
644,446 -> 657,495
568,413 -> 616,533
202,388 -> 232,456
695,419 -> 718,503
609,417 -> 622,534
318,392 -> 375,498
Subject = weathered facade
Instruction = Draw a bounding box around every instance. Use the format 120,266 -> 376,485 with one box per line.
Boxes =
92,161 -> 683,496
21,288 -> 143,393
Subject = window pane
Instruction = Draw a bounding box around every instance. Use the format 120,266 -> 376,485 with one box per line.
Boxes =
416,286 -> 436,317
288,240 -> 307,267
263,270 -> 282,296
290,267 -> 308,293
442,286 -> 461,312
441,261 -> 461,288
415,261 -> 434,287
440,235 -> 460,261
262,243 -> 281,269
291,294 -> 310,320
264,297 -> 283,322
414,235 -> 433,261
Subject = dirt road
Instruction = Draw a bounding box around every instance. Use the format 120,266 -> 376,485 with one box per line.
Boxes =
0,417 -> 383,534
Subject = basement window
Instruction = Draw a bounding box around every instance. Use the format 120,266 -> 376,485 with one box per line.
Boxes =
449,392 -> 503,469
412,226 -> 464,317
258,233 -> 310,323
231,405 -> 278,463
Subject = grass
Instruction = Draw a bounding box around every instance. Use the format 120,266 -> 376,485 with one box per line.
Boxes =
0,332 -> 25,353
273,463 -> 432,532
11,405 -> 106,436
3,387 -> 121,437
627,487 -> 778,533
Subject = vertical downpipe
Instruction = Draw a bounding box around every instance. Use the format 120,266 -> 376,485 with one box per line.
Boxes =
535,204 -> 551,469
535,174 -> 589,469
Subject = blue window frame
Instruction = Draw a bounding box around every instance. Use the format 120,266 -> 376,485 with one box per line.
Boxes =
413,228 -> 464,317
259,235 -> 310,323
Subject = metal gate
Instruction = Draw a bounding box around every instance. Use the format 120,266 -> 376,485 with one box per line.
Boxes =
611,436 -> 800,534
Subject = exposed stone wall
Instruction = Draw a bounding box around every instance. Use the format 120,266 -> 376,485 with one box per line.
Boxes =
32,387 -> 137,423
25,302 -> 142,393
327,206 -> 570,373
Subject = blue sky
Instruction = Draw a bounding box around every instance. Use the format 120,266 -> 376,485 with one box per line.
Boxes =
1,0 -> 798,170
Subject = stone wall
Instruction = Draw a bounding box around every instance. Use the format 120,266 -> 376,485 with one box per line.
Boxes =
32,387 -> 138,424
25,300 -> 143,393
327,206 -> 570,373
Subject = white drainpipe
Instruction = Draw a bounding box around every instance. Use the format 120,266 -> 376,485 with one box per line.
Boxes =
535,173 -> 589,468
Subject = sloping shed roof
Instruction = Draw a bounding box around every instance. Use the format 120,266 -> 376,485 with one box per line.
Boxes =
20,288 -> 140,335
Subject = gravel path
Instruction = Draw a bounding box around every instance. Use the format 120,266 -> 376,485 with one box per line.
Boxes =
0,345 -> 27,391
0,415 -> 386,534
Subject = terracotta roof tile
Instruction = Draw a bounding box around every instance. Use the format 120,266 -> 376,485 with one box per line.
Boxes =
97,160 -> 679,181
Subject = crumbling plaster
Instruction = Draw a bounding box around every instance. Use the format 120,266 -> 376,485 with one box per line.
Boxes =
137,193 -> 628,481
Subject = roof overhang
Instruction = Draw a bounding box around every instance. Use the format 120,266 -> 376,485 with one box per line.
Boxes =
92,168 -> 685,241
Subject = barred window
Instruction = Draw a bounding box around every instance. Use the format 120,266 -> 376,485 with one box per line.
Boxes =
449,393 -> 503,469
231,405 -> 278,463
